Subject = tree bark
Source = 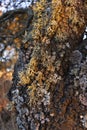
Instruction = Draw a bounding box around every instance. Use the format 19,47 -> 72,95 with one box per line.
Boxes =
8,0 -> 87,130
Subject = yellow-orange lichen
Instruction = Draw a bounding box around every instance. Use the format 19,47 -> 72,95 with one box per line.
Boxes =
30,0 -> 86,43
46,0 -> 86,41
19,0 -> 87,106
19,57 -> 38,85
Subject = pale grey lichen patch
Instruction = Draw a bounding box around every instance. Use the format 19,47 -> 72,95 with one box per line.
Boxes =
71,52 -> 87,129
68,49 -> 87,128
69,50 -> 82,65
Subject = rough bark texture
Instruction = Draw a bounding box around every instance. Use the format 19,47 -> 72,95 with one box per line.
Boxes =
8,0 -> 87,130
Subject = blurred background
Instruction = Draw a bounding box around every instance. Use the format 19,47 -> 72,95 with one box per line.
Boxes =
0,0 -> 33,129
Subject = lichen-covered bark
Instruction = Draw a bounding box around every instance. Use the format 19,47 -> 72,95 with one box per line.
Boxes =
8,0 -> 87,130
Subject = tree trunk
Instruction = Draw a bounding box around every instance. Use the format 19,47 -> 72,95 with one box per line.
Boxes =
8,0 -> 87,130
